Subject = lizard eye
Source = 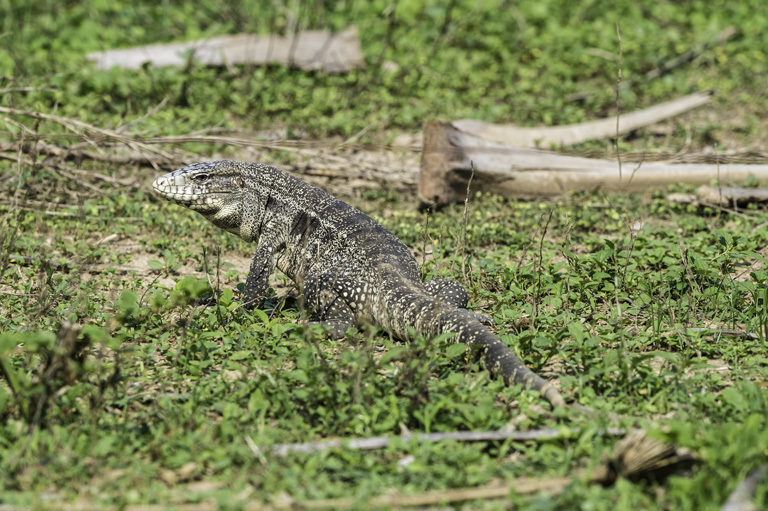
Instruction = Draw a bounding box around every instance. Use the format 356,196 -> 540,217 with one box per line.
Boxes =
192,173 -> 209,183
235,176 -> 244,188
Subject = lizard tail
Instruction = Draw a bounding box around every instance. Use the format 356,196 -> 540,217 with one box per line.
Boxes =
377,277 -> 565,408
440,311 -> 566,408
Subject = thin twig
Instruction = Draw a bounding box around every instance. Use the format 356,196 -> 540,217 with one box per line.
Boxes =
615,21 -> 623,184
373,0 -> 399,80
9,254 -> 149,275
457,161 -> 475,281
115,97 -> 170,133
0,106 -> 174,159
532,208 -> 554,328
0,86 -> 58,94
660,327 -> 760,341
0,130 -> 416,188
269,427 -> 631,456
245,435 -> 268,465
430,0 -> 459,54
0,141 -> 183,168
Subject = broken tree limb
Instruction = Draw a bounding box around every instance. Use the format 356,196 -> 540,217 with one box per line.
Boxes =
695,185 -> 768,207
86,26 -> 363,73
452,91 -> 711,148
420,121 -> 768,205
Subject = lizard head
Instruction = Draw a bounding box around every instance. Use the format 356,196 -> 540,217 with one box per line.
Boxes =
153,161 -> 249,236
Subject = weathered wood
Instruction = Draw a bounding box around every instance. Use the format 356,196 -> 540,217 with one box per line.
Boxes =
696,185 -> 768,206
420,121 -> 768,205
452,92 -> 711,148
722,465 -> 767,511
87,26 -> 363,73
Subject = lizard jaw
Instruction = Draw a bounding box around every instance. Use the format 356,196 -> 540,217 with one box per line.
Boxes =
153,165 -> 245,232
152,173 -> 221,210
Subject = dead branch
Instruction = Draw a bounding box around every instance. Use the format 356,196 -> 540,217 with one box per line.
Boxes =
452,91 -> 711,148
695,186 -> 768,207
9,254 -> 146,275
269,427 -> 632,456
86,27 -> 363,74
420,120 -> 768,205
661,328 -> 760,341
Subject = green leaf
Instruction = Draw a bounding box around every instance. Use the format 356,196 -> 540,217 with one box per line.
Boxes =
444,342 -> 467,358
171,276 -> 212,305
230,350 -> 252,361
219,288 -> 233,306
150,290 -> 168,309
81,324 -> 109,344
560,247 -> 576,261
0,332 -> 19,356
287,369 -> 308,383
117,289 -> 140,316
567,322 -> 586,344
250,308 -> 269,324
147,259 -> 164,270
647,351 -> 679,364
380,345 -> 408,363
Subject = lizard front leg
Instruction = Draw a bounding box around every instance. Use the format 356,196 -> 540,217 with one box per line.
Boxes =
242,245 -> 276,310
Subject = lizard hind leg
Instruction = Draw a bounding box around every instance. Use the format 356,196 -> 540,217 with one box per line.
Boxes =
300,273 -> 360,339
423,277 -> 470,307
423,277 -> 495,326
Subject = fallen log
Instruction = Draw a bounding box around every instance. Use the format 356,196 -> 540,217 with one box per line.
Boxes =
452,91 -> 711,148
420,121 -> 768,205
86,26 -> 363,73
695,185 -> 768,207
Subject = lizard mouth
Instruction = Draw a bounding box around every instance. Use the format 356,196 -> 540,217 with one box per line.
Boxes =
152,178 -> 227,207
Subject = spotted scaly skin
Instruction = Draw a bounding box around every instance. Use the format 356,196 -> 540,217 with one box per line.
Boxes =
153,161 -> 565,408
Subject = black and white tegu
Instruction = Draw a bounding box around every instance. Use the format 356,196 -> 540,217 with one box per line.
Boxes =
152,160 -> 565,408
